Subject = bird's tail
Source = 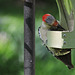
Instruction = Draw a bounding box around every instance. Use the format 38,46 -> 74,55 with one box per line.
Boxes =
55,49 -> 74,69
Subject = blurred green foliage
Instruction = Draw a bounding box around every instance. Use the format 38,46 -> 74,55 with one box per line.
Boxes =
35,0 -> 75,75
0,1 -> 24,75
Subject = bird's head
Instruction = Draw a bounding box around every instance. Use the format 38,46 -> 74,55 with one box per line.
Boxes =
42,14 -> 58,26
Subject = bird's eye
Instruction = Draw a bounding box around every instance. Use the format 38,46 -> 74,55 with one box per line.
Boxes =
45,16 -> 55,25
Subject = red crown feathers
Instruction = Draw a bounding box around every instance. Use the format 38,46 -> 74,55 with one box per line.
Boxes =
42,14 -> 51,22
42,14 -> 58,26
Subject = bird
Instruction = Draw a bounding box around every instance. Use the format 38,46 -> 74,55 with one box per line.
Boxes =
38,14 -> 74,69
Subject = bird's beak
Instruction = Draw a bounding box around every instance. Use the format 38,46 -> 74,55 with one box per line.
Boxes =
57,24 -> 66,31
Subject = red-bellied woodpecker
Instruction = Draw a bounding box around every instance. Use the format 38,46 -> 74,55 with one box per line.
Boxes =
38,14 -> 74,69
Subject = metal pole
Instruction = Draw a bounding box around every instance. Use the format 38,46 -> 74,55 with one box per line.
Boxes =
24,0 -> 35,75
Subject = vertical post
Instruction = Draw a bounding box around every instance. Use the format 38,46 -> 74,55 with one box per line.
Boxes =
24,0 -> 35,75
